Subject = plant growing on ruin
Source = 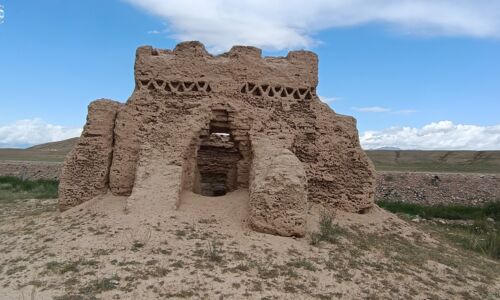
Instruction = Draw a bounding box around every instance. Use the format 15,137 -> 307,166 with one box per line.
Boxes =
310,213 -> 345,246
206,240 -> 223,263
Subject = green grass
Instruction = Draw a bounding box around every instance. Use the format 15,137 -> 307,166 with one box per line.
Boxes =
310,214 -> 346,246
433,220 -> 500,260
377,200 -> 500,221
0,176 -> 58,201
78,274 -> 120,295
206,240 -> 223,263
378,200 -> 500,260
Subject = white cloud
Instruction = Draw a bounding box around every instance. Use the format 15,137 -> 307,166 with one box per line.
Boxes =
394,109 -> 418,114
125,0 -> 500,51
0,5 -> 4,24
353,106 -> 391,113
0,119 -> 82,148
360,121 -> 500,150
319,96 -> 341,103
352,106 -> 417,113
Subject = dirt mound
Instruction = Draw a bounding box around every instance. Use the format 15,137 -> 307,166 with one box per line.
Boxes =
1,192 -> 498,299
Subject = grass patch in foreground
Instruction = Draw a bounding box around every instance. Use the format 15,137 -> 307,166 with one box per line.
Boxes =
378,200 -> 500,260
0,176 -> 58,202
377,200 -> 500,221
310,214 -> 345,246
432,220 -> 500,260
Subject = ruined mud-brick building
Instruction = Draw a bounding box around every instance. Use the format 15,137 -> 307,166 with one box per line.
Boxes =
59,41 -> 375,236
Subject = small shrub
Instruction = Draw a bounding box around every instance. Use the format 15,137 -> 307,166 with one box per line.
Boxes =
457,230 -> 500,260
131,241 -> 145,252
146,266 -> 169,277
309,232 -> 322,246
471,219 -> 495,234
46,261 -> 80,274
287,259 -> 316,271
309,214 -> 345,246
384,174 -> 394,181
206,240 -> 223,263
483,201 -> 500,221
324,253 -> 337,270
482,232 -> 500,259
79,274 -> 120,295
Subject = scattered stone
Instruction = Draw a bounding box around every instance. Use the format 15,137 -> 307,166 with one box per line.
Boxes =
377,172 -> 500,206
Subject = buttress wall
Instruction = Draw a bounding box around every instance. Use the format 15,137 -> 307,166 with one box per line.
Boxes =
59,100 -> 121,211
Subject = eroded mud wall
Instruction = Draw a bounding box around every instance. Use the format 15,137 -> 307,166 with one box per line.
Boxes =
58,99 -> 122,210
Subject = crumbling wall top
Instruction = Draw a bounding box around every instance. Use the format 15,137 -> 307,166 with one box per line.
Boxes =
134,41 -> 318,88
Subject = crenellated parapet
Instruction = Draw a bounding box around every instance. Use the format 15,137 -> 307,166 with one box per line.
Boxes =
133,41 -> 318,96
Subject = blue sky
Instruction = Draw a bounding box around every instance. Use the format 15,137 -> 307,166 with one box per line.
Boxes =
0,0 -> 499,149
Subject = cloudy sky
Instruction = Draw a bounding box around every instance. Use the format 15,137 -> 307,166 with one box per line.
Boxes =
0,0 -> 499,149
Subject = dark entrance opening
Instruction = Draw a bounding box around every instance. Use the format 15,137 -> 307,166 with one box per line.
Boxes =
194,109 -> 246,197
200,172 -> 227,196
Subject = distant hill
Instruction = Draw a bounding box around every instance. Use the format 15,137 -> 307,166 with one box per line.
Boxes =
366,150 -> 500,173
27,138 -> 78,152
374,147 -> 401,151
1,138 -> 499,173
0,138 -> 78,162
371,147 -> 401,150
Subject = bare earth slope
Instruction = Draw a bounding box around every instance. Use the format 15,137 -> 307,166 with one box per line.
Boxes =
0,192 -> 499,299
0,138 -> 78,162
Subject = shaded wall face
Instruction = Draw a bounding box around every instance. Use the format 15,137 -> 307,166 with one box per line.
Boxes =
196,135 -> 242,196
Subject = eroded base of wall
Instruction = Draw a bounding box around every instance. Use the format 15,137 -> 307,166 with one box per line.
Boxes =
249,140 -> 308,237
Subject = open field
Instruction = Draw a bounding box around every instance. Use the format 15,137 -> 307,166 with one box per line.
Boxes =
368,150 -> 500,173
1,139 -> 499,173
0,138 -> 77,162
0,181 -> 499,299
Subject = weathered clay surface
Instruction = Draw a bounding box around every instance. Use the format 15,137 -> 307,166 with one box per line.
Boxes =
58,99 -> 121,210
250,141 -> 307,236
125,150 -> 184,216
59,41 -> 376,234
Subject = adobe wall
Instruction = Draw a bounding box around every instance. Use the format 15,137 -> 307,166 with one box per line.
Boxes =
105,41 -> 375,214
57,41 -> 376,237
59,100 -> 121,210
